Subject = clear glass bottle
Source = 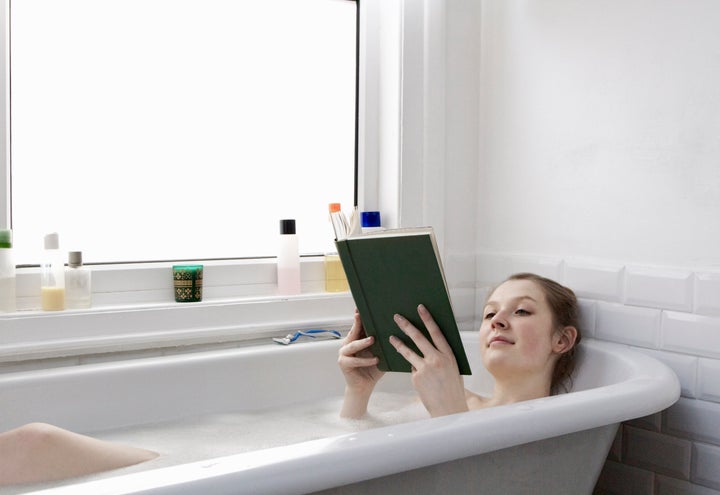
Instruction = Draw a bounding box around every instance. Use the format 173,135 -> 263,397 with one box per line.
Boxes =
0,229 -> 16,313
277,219 -> 301,295
40,232 -> 66,311
65,251 -> 92,309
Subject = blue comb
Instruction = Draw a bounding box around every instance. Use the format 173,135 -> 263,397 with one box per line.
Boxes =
272,329 -> 342,345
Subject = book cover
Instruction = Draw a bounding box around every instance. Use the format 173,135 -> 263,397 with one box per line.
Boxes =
335,227 -> 471,375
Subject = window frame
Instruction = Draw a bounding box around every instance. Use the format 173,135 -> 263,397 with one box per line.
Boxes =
0,0 -> 441,363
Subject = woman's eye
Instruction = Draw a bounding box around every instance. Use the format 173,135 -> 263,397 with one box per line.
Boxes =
484,312 -> 495,320
515,309 -> 531,316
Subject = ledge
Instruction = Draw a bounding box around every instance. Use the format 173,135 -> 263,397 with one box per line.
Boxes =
0,292 -> 355,363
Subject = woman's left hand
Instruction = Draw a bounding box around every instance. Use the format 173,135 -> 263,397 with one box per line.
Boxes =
389,304 -> 469,417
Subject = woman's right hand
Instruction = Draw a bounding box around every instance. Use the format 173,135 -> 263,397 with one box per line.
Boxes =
338,310 -> 385,418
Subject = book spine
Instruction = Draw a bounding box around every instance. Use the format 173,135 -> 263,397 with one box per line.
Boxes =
334,240 -> 391,372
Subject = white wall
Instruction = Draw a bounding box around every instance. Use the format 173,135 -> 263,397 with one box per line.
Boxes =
466,0 -> 720,493
478,0 -> 720,268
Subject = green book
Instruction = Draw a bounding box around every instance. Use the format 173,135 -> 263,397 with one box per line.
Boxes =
335,227 -> 471,375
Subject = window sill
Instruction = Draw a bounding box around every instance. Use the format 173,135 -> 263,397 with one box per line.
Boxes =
0,257 -> 355,364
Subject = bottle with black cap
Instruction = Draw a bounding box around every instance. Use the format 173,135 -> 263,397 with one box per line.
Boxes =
277,219 -> 301,295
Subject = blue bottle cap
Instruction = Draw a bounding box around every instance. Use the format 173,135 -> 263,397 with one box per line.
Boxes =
361,211 -> 381,228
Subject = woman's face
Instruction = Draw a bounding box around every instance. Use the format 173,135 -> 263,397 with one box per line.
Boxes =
479,279 -> 560,380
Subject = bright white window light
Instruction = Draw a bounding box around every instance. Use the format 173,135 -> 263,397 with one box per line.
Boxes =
10,0 -> 356,264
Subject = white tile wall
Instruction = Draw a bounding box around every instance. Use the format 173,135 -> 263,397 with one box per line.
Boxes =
595,301 -> 661,348
476,253 -> 512,286
634,348 -> 699,399
699,359 -> 720,403
623,425 -> 692,479
665,399 -> 720,445
627,412 -> 662,432
661,312 -> 720,359
577,298 -> 597,339
563,260 -> 625,302
656,475 -> 720,495
476,252 -> 720,495
693,443 -> 720,491
625,266 -> 694,312
506,255 -> 563,281
694,272 -> 720,316
595,460 -> 654,495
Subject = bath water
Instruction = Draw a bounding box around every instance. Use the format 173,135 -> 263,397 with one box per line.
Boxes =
0,392 -> 425,494
95,392 -> 426,466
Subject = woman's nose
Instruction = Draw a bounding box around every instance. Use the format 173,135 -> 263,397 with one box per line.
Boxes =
491,314 -> 507,329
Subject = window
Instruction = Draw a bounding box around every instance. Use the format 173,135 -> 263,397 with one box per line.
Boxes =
0,0 -> 431,361
6,0 -> 357,264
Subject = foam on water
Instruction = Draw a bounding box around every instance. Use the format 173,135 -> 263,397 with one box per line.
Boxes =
2,392 -> 427,494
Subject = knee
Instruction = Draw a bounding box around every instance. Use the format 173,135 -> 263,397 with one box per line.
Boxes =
10,422 -> 66,451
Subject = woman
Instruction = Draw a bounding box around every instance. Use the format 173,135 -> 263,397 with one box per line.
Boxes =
338,273 -> 581,419
0,422 -> 157,486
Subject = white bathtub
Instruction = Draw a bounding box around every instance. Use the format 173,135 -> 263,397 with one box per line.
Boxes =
0,333 -> 679,495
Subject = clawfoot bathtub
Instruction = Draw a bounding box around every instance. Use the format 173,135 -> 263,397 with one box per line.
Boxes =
0,333 -> 679,494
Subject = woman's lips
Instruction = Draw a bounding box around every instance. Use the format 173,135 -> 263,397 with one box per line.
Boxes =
488,336 -> 514,346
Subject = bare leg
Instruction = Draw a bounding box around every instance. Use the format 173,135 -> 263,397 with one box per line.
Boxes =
0,423 -> 158,486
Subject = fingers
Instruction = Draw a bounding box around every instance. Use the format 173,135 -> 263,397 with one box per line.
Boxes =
389,334 -> 423,370
417,304 -> 453,355
390,305 -> 456,369
395,305 -> 449,356
339,354 -> 379,369
339,317 -> 379,369
344,310 -> 366,344
339,334 -> 375,357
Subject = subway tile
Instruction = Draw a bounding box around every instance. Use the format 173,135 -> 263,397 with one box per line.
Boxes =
665,398 -> 720,445
625,266 -> 693,312
633,347 -> 699,399
595,302 -> 661,348
506,255 -> 563,281
656,474 -> 720,495
445,253 -> 476,288
449,287 -> 477,324
475,286 -> 490,317
476,253 -> 512,286
693,442 -> 720,491
607,426 -> 623,461
577,298 -> 597,339
698,358 -> 720,403
661,312 -> 720,359
594,459 -> 654,495
626,412 -> 662,432
623,425 -> 691,479
695,272 -> 720,316
563,260 -> 624,302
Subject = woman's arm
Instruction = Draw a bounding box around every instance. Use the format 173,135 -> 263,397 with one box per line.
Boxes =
338,311 -> 386,419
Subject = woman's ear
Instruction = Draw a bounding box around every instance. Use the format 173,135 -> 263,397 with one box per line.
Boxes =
553,326 -> 578,354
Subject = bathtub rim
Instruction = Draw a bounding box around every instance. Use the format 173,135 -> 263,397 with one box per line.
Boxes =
18,336 -> 680,495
